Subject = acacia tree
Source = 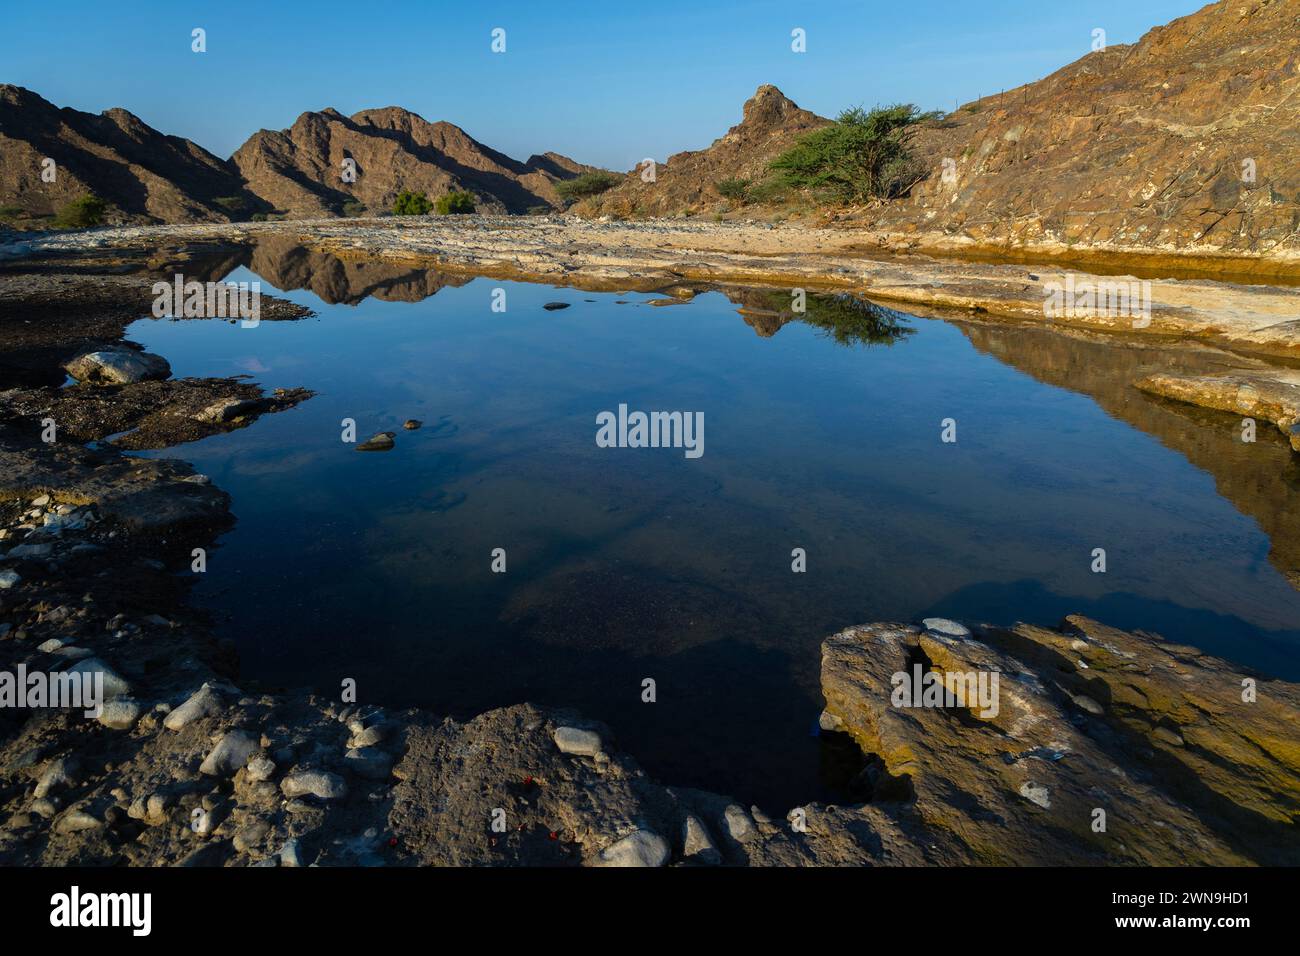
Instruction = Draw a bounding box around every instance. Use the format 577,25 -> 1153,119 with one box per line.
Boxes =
770,104 -> 939,203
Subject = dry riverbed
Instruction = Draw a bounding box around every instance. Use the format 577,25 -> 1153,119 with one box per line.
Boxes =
1,224 -> 1298,866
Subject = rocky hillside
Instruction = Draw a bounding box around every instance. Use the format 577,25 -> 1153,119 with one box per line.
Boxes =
582,0 -> 1300,260
0,85 -> 261,225
231,107 -> 597,217
580,84 -> 828,218
875,0 -> 1300,255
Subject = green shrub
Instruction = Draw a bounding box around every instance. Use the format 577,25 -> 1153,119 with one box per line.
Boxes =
251,212 -> 269,222
53,194 -> 108,229
770,104 -> 939,203
435,190 -> 475,215
0,205 -> 25,221
554,170 -> 620,202
715,178 -> 750,202
341,200 -> 367,217
393,190 -> 434,216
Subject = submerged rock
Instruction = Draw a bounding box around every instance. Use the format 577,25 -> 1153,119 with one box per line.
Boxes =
356,432 -> 396,452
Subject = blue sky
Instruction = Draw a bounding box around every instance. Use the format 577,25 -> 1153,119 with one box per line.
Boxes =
2,0 -> 1204,169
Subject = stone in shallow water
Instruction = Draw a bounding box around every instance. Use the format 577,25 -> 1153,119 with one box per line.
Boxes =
357,432 -> 396,452
553,726 -> 602,756
592,829 -> 669,867
542,302 -> 571,311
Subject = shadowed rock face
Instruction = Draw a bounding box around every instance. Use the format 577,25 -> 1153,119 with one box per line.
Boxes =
231,106 -> 596,217
820,617 -> 1300,865
0,85 -> 261,224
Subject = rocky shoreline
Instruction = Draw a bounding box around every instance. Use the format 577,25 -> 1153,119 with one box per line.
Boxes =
2,245 -> 1299,866
7,218 -> 1300,449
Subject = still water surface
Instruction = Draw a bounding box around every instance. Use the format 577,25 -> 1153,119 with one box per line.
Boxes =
126,260 -> 1300,809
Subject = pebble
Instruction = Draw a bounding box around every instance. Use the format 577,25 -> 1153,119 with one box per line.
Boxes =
31,494 -> 51,507
402,419 -> 422,430
232,819 -> 270,852
279,838 -> 304,867
65,658 -> 130,699
245,755 -> 276,782
553,726 -> 603,757
281,770 -> 347,801
34,758 -> 80,799
200,730 -> 259,776
356,432 -> 396,452
97,698 -> 143,730
922,617 -> 971,639
5,542 -> 52,559
344,747 -> 393,780
55,809 -> 102,834
682,814 -> 722,864
347,724 -> 385,749
164,684 -> 224,730
723,804 -> 757,843
592,829 -> 670,867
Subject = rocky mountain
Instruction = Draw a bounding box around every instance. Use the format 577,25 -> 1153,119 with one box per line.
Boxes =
872,0 -> 1300,255
231,107 -> 597,217
582,0 -> 1300,259
0,85 -> 261,224
580,84 -> 829,217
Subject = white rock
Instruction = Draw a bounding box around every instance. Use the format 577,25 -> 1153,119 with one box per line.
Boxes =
164,684 -> 223,730
554,726 -> 603,756
682,814 -> 722,864
723,804 -> 756,843
97,699 -> 143,730
0,570 -> 19,590
245,755 -> 276,782
1019,781 -> 1051,809
281,770 -> 347,801
279,838 -> 304,867
922,617 -> 971,639
200,730 -> 259,776
55,809 -> 102,833
65,658 -> 130,699
63,348 -> 170,385
592,829 -> 670,867
34,758 -> 79,799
